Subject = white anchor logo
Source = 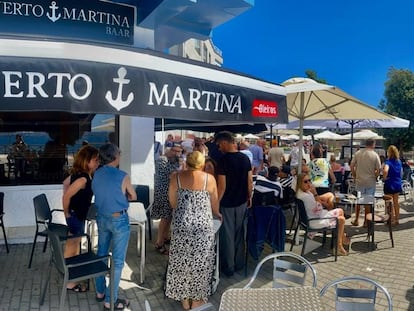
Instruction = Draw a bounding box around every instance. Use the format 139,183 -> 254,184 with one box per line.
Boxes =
47,1 -> 61,22
105,67 -> 134,111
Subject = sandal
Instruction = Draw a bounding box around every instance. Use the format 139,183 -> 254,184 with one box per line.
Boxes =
67,283 -> 88,293
155,243 -> 168,255
96,293 -> 105,302
182,298 -> 191,310
351,220 -> 359,226
338,249 -> 348,256
104,298 -> 130,310
343,234 -> 351,246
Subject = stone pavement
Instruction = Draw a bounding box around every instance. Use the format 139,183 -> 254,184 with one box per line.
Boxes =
1,196 -> 414,311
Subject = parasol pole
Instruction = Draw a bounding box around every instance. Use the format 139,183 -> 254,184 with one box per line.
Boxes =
270,123 -> 273,146
350,120 -> 355,159
298,92 -> 305,175
161,118 -> 165,154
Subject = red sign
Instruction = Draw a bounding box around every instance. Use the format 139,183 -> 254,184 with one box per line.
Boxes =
252,99 -> 278,117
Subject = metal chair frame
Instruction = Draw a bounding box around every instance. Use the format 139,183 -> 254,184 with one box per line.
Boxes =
0,192 -> 9,253
366,195 -> 394,249
134,184 -> 153,240
402,180 -> 412,201
320,275 -> 393,311
244,251 -> 317,289
28,193 -> 66,268
331,171 -> 344,193
290,198 -> 338,261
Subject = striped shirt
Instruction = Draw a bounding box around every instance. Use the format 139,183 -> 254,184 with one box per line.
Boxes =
253,175 -> 283,199
280,176 -> 294,190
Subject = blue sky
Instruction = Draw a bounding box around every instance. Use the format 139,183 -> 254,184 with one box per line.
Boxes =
212,0 -> 414,108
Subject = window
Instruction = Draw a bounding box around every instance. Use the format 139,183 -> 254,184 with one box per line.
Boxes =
0,114 -> 115,185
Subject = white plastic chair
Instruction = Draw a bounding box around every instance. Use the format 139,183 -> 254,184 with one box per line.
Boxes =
320,275 -> 393,311
128,201 -> 147,284
402,180 -> 412,201
144,300 -> 151,311
244,252 -> 317,289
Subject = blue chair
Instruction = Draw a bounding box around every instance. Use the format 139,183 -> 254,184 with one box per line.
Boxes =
134,185 -> 153,240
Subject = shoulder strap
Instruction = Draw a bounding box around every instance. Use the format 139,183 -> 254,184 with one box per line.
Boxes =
176,173 -> 182,189
204,173 -> 208,190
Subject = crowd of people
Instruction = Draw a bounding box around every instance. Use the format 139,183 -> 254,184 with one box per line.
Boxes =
59,132 -> 406,310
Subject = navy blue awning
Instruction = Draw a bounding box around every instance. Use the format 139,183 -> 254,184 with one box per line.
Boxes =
0,38 -> 287,124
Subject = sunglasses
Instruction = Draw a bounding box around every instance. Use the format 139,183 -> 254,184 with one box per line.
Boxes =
303,179 -> 311,184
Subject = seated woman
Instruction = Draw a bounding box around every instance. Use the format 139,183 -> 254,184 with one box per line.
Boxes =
296,173 -> 350,256
308,144 -> 335,209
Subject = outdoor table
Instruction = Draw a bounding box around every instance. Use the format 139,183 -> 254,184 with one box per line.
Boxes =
334,194 -> 375,217
219,287 -> 325,311
128,201 -> 147,284
212,219 -> 222,293
334,194 -> 377,249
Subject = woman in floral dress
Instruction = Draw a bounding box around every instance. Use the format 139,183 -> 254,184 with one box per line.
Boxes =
166,151 -> 222,310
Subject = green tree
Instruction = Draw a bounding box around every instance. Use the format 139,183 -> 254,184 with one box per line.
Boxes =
305,69 -> 327,84
378,67 -> 414,151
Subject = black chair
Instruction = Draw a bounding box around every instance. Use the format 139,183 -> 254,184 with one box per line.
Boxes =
280,187 -> 297,234
245,203 -> 286,275
290,198 -> 338,261
251,190 -> 278,207
28,193 -> 67,268
134,184 -> 153,240
6,156 -> 15,179
366,195 -> 394,250
39,223 -> 114,311
0,192 -> 9,253
331,171 -> 344,193
85,203 -> 98,249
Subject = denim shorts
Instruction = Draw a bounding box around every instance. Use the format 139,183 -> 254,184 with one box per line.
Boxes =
356,185 -> 375,196
66,215 -> 85,235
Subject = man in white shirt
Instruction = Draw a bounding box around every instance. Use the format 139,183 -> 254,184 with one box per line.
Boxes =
350,138 -> 381,226
268,143 -> 285,169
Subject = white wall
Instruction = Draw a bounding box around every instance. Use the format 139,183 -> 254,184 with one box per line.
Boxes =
2,185 -> 65,244
119,116 -> 155,199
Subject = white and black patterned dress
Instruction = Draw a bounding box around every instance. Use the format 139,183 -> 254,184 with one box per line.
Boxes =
165,173 -> 215,302
151,157 -> 180,220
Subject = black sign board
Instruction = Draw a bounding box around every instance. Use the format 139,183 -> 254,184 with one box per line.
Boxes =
0,57 -> 286,123
0,0 -> 135,45
0,39 -> 287,123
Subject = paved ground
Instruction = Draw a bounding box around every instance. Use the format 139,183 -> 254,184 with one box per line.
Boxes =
1,195 -> 414,311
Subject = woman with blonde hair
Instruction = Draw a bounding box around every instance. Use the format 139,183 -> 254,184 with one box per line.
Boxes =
166,151 -> 222,310
383,145 -> 402,225
296,173 -> 350,256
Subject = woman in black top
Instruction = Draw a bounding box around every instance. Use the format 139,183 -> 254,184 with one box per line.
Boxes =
62,145 -> 100,292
